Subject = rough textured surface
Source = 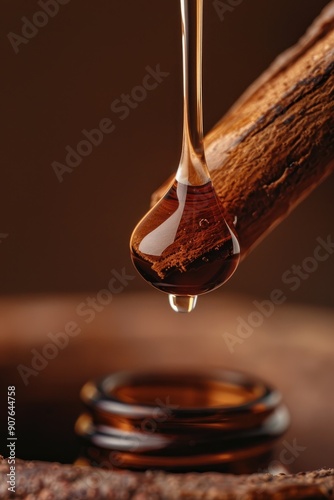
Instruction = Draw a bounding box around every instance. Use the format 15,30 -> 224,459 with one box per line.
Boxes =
153,1 -> 334,259
1,457 -> 334,499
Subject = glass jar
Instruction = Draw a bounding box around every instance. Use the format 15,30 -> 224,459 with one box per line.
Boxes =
75,369 -> 289,473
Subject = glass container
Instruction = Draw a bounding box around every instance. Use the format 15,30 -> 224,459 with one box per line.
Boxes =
75,369 -> 289,473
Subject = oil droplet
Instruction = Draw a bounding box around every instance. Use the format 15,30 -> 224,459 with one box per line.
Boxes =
169,294 -> 197,313
130,180 -> 240,300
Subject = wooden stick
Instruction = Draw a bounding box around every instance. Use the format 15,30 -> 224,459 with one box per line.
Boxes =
152,1 -> 334,258
1,456 -> 333,499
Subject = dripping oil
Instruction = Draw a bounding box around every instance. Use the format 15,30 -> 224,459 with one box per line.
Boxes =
130,179 -> 239,297
129,0 -> 240,311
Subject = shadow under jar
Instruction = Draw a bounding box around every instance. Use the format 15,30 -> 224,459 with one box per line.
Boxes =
75,370 -> 289,474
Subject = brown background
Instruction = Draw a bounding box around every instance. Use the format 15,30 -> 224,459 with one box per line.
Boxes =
0,0 -> 334,472
0,0 -> 333,307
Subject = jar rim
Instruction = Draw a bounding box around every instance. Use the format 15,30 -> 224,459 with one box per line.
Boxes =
81,369 -> 281,420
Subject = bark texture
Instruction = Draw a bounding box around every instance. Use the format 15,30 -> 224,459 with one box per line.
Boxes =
1,457 -> 334,499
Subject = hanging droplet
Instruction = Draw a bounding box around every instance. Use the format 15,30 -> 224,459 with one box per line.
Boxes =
129,0 -> 240,312
169,294 -> 198,313
130,179 -> 240,308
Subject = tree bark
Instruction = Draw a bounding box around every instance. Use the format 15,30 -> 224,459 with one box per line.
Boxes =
152,1 -> 334,258
1,457 -> 333,499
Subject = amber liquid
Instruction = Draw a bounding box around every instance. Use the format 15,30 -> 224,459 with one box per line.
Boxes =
130,180 -> 240,296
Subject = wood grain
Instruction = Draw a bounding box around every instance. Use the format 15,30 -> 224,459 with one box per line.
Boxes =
1,457 -> 333,499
